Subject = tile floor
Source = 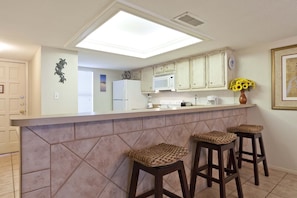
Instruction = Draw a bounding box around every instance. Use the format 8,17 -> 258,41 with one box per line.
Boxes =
194,162 -> 297,198
0,152 -> 297,198
0,152 -> 19,198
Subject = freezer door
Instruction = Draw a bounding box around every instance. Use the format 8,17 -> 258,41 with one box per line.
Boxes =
113,80 -> 127,100
113,99 -> 128,111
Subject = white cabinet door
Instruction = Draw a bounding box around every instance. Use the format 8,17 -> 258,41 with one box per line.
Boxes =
176,59 -> 190,90
208,51 -> 225,88
154,63 -> 175,75
191,56 -> 206,89
154,65 -> 164,75
131,69 -> 141,80
164,63 -> 175,73
141,66 -> 153,92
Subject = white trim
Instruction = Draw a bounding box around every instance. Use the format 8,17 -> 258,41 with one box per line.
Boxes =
268,164 -> 297,175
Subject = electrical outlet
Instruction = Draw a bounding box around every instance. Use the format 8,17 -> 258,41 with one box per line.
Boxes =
54,92 -> 59,99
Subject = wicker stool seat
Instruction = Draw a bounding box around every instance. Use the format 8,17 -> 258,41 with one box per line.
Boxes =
190,131 -> 243,198
227,124 -> 269,185
128,143 -> 190,198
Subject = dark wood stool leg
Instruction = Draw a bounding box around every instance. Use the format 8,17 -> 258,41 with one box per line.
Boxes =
190,143 -> 202,198
230,145 -> 243,198
218,147 -> 226,198
177,161 -> 191,198
238,135 -> 243,168
251,135 -> 260,185
128,161 -> 140,198
259,135 -> 269,177
207,148 -> 213,187
155,171 -> 163,198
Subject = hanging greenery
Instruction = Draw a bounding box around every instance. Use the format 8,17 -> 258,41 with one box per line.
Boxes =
54,58 -> 67,83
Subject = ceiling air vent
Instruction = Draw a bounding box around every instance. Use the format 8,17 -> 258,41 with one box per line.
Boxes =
173,12 -> 204,28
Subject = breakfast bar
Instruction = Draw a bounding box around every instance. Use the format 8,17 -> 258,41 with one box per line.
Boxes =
11,104 -> 255,198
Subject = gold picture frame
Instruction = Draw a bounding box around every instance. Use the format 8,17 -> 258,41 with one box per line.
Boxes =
271,44 -> 297,110
0,85 -> 3,94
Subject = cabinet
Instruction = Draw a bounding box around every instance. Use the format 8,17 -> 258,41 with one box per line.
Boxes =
176,59 -> 190,90
130,69 -> 141,80
137,48 -> 232,93
191,56 -> 206,89
207,51 -> 226,88
191,50 -> 228,91
154,63 -> 175,75
141,66 -> 154,93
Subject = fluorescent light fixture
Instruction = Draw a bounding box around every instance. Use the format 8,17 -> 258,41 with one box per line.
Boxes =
0,42 -> 14,51
76,11 -> 202,58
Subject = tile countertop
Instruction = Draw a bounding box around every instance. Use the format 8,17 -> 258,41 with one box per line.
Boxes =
10,104 -> 256,127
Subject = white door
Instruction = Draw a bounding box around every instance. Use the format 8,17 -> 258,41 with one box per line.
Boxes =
0,60 -> 26,154
78,70 -> 93,113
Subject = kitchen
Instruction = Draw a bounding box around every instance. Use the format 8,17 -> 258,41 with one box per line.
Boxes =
1,0 -> 297,197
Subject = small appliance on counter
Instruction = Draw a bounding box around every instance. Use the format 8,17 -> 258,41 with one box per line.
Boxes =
147,94 -> 153,109
181,101 -> 192,106
207,95 -> 219,105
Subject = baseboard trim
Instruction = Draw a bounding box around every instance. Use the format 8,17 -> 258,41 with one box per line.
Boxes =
268,164 -> 297,175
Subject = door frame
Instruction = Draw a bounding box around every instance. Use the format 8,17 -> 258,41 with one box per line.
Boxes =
0,58 -> 28,154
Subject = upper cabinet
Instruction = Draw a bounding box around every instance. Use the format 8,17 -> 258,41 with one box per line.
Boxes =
176,59 -> 190,91
130,69 -> 141,80
135,48 -> 234,93
191,55 -> 206,89
189,49 -> 233,91
207,51 -> 226,88
154,63 -> 175,75
141,66 -> 154,93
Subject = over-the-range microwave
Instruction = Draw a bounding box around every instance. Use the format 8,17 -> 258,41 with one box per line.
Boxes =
153,74 -> 175,91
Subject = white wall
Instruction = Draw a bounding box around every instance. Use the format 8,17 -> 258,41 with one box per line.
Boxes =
78,67 -> 123,113
237,35 -> 297,174
28,47 -> 41,116
41,47 -> 78,115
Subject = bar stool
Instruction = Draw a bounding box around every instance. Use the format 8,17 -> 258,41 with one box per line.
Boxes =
190,131 -> 243,198
127,143 -> 190,198
227,124 -> 269,185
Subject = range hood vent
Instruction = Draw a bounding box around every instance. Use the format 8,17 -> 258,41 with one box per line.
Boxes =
173,12 -> 204,27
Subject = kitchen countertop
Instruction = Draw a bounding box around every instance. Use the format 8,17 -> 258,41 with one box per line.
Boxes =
10,104 -> 256,127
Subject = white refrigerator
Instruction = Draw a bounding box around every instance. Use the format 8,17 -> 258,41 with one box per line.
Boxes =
112,80 -> 147,111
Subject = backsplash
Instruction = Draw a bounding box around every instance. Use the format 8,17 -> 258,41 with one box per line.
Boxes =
148,90 -> 236,106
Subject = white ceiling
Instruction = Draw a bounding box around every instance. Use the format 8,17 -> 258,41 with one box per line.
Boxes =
1,0 -> 297,70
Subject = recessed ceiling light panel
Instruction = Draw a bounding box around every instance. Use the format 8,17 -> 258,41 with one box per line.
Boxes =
76,11 -> 203,58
